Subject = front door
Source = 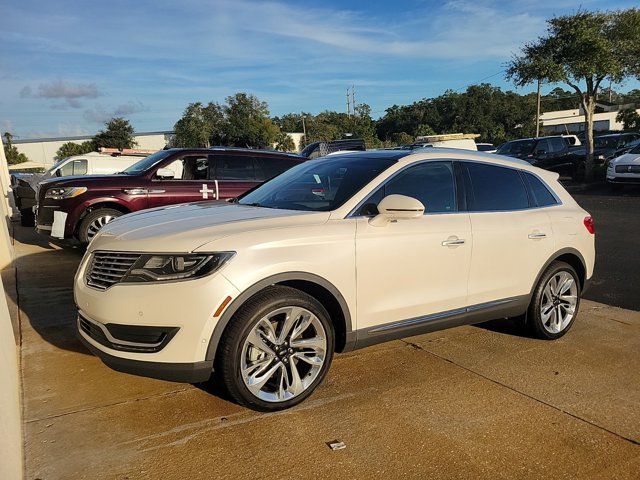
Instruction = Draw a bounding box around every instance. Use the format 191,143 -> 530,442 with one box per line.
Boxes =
147,154 -> 215,208
355,161 -> 472,331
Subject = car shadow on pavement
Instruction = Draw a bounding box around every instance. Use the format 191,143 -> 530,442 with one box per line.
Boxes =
11,223 -> 91,356
474,317 -> 529,337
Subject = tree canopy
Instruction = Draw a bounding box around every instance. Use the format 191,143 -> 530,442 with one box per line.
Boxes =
55,140 -> 95,160
507,8 -> 640,179
2,132 -> 29,165
92,117 -> 137,150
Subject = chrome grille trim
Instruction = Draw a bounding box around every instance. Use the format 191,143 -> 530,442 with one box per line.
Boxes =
86,251 -> 141,290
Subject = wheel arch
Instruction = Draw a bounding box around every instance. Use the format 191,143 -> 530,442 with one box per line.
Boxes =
206,272 -> 355,364
531,247 -> 588,295
75,200 -> 132,235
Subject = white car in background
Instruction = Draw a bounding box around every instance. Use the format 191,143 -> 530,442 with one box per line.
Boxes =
74,149 -> 595,411
607,142 -> 640,186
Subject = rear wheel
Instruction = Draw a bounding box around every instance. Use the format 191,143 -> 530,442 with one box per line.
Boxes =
78,208 -> 123,244
216,286 -> 334,411
527,261 -> 580,340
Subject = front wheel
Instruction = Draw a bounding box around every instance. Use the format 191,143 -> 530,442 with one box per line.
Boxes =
216,286 -> 334,411
78,208 -> 123,244
527,261 -> 581,340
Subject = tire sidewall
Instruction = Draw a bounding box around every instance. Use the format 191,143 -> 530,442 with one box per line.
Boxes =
529,262 -> 581,340
227,290 -> 335,411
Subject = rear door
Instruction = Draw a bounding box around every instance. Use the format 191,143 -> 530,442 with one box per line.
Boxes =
210,153 -> 261,199
147,153 -> 213,208
256,155 -> 301,181
462,161 -> 554,307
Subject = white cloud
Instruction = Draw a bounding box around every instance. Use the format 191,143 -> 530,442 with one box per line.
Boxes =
83,101 -> 148,124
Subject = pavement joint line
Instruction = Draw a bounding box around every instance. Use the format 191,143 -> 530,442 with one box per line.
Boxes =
24,386 -> 193,424
400,339 -> 640,447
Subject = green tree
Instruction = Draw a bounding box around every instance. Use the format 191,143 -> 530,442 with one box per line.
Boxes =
173,102 -> 226,147
224,93 -> 279,148
55,140 -> 95,160
2,132 -> 29,165
274,131 -> 295,151
507,8 -> 640,180
92,117 -> 137,150
616,108 -> 640,130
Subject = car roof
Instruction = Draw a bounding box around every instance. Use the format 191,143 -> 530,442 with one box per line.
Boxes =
313,149 -> 414,162
208,146 -> 303,157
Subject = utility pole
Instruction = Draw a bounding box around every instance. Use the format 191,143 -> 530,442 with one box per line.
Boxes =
609,79 -> 612,102
301,114 -> 307,144
351,84 -> 356,116
346,88 -> 351,116
535,79 -> 541,138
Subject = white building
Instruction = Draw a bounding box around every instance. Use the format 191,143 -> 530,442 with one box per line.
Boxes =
541,103 -> 640,134
12,131 -> 174,168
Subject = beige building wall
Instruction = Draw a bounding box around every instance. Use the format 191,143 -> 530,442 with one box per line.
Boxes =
0,137 -> 22,480
540,108 -> 640,134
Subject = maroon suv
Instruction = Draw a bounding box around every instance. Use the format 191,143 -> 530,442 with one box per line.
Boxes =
36,147 -> 305,244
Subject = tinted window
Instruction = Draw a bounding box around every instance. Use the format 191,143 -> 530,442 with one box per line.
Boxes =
383,162 -> 456,214
215,155 -> 255,180
524,172 -> 558,207
548,138 -> 566,153
496,140 -> 535,156
122,150 -> 172,174
257,157 -> 300,180
464,162 -> 529,211
58,159 -> 88,176
534,139 -> 550,154
239,156 -> 396,212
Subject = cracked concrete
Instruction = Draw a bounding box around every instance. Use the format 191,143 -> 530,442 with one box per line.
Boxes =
13,225 -> 639,480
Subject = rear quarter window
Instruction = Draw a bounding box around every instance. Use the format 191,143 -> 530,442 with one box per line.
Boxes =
256,157 -> 300,181
523,172 -> 558,207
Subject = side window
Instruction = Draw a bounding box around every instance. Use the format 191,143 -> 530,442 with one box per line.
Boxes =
160,156 -> 209,180
464,162 -> 529,211
257,157 -> 300,181
534,139 -> 550,154
383,161 -> 457,214
214,155 -> 256,180
524,172 -> 558,207
549,138 -> 565,153
58,159 -> 88,176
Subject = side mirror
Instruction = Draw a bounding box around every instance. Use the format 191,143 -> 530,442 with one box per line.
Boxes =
369,194 -> 424,227
156,167 -> 175,179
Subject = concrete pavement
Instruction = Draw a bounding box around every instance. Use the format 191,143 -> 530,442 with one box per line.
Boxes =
13,225 -> 639,480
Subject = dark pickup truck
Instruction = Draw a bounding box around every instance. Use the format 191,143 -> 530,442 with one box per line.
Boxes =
36,147 -> 305,244
496,136 -> 577,177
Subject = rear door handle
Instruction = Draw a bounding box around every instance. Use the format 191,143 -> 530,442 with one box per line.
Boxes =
528,232 -> 547,239
442,236 -> 466,246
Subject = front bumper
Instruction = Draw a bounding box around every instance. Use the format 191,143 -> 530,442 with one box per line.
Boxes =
78,332 -> 213,383
75,252 -> 240,380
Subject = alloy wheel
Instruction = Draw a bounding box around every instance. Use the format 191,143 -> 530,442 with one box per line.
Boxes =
240,306 -> 327,403
87,215 -> 115,240
540,271 -> 578,334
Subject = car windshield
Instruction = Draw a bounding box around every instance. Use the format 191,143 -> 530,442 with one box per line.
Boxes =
45,158 -> 67,174
496,140 -> 535,155
122,150 -> 173,174
238,155 -> 397,211
629,142 -> 640,154
594,136 -> 620,149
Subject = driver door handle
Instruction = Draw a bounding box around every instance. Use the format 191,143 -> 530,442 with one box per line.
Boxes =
442,236 -> 466,247
528,231 -> 547,239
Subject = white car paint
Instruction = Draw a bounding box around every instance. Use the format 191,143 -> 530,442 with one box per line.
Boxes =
74,149 -> 595,394
607,151 -> 640,184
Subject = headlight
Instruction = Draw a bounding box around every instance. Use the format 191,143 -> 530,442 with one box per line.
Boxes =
45,186 -> 87,200
121,252 -> 235,283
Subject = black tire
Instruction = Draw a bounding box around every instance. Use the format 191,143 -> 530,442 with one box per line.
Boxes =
20,208 -> 35,227
527,261 -> 581,340
78,208 -> 123,244
216,285 -> 335,411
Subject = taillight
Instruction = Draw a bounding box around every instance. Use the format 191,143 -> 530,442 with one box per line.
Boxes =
583,216 -> 595,234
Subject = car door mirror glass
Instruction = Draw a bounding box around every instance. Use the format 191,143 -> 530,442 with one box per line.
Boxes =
156,167 -> 175,179
370,194 -> 424,226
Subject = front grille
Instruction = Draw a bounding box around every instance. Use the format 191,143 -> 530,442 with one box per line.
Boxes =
615,164 -> 640,173
86,251 -> 141,290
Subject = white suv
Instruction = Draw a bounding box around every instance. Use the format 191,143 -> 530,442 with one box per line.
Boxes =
74,149 -> 595,411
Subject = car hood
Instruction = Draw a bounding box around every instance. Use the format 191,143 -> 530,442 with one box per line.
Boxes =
611,152 -> 640,165
90,202 -> 329,252
39,173 -> 134,188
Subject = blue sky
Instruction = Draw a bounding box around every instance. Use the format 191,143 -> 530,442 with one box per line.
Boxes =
1,0 -> 639,139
